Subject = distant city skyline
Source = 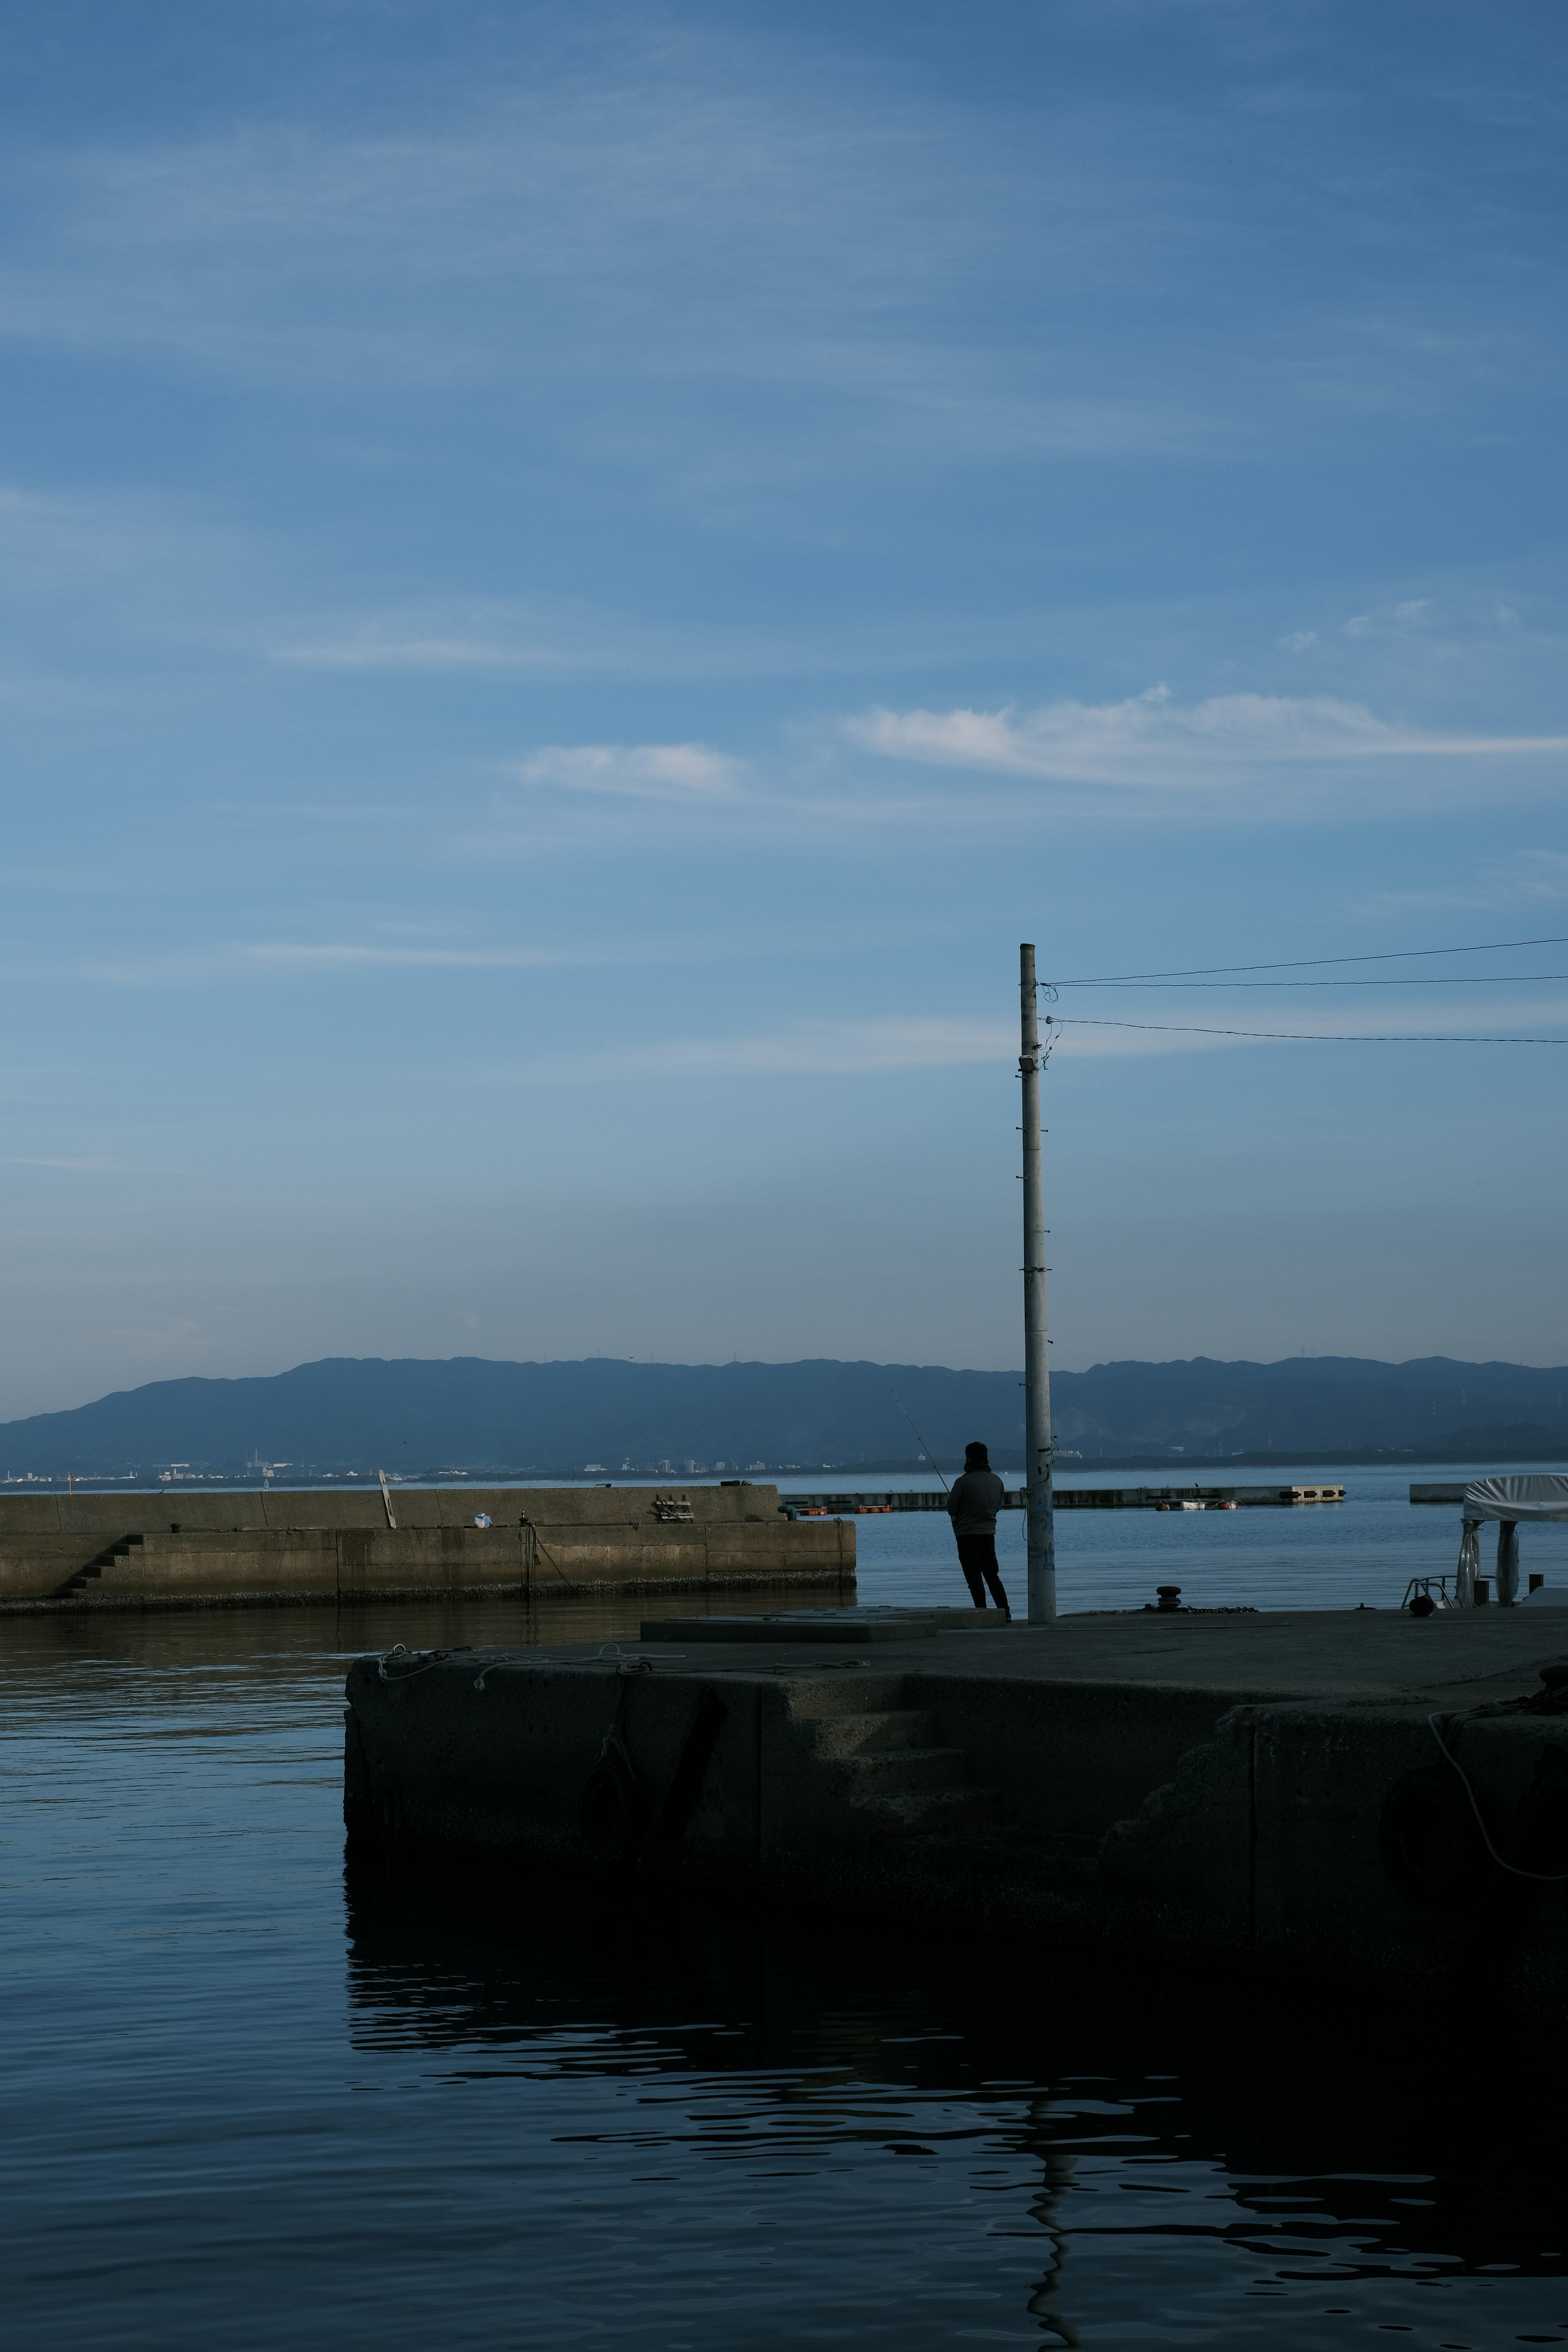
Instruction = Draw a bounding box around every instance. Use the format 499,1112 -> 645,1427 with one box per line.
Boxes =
2,2 -> 1566,1419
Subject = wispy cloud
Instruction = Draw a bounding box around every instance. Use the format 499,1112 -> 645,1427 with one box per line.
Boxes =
516,743 -> 744,801
0,941 -> 610,984
0,918 -> 907,987
1364,849 -> 1568,913
502,994 -> 1568,1081
240,942 -> 592,970
269,599 -> 836,683
275,628 -> 577,674
4,1156 -> 156,1173
22,937 -> 725,984
0,24 -> 1471,476
517,1018 -> 1014,1081
848,687 -> 1568,790
1484,850 -> 1568,901
0,62 -> 1219,448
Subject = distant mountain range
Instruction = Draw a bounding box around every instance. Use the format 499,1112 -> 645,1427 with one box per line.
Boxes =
0,1352 -> 1565,1479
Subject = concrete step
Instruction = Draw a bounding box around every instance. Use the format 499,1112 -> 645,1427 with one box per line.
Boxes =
784,1675 -> 909,1720
860,1785 -> 1003,1838
841,1745 -> 971,1796
804,1708 -> 939,1759
84,1551 -> 139,1594
54,1537 -> 142,1599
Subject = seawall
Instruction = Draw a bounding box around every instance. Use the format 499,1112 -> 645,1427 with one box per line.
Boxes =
344,1606 -> 1568,1988
0,1483 -> 853,1613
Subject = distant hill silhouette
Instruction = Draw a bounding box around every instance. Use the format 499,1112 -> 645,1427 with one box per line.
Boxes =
1051,1356 -> 1568,1461
0,1352 -> 1564,1477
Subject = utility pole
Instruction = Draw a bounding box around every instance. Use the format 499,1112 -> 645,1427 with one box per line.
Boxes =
1020,942 -> 1056,1621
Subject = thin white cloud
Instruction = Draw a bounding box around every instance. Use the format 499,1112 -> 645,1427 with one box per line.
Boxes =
240,943 -> 589,970
1278,629 -> 1318,652
267,595 -> 1076,685
1364,849 -> 1568,912
848,687 -> 1568,788
517,743 -> 744,800
1488,850 -> 1568,901
0,920 -> 889,987
517,1018 -> 1014,1080
1327,597 -> 1439,642
643,1019 -> 1008,1074
276,630 -> 576,674
504,994 -> 1568,1082
0,61 -> 1228,470
0,941 -> 616,983
4,1156 -> 156,1173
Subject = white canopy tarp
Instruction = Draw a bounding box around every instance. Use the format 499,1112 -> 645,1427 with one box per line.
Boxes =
1462,1474 -> 1568,1523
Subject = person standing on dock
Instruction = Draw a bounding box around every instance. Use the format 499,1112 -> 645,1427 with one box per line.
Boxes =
946,1442 -> 1012,1618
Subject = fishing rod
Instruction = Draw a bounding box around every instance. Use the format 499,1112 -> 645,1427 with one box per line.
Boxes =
892,1393 -> 949,1493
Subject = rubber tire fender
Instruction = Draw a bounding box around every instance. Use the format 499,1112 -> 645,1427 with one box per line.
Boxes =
579,1751 -> 647,1866
1378,1764 -> 1490,1909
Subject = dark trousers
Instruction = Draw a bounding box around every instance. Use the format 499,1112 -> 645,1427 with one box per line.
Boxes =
955,1532 -> 1011,1615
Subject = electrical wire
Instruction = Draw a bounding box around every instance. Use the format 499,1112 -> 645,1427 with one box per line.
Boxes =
1042,931 -> 1568,986
1049,973 -> 1568,990
1045,1017 -> 1568,1043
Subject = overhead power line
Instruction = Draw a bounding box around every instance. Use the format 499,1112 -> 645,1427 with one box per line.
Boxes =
1043,931 -> 1568,986
1052,973 -> 1568,990
1046,1017 -> 1568,1044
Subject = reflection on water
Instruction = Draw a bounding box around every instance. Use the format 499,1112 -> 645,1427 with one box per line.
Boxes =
346,1857 -> 1568,2350
0,1578 -> 832,1683
3,1592 -> 1567,2348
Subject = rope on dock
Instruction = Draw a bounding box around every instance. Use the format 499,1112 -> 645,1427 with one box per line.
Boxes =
1427,1712 -> 1568,1882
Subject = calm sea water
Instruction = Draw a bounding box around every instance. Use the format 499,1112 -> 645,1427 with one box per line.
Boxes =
799,1459 -> 1568,1615
3,1461 -> 1566,2349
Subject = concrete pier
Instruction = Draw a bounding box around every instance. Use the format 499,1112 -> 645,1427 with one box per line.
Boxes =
345,1606 -> 1568,1988
0,1482 -> 851,1613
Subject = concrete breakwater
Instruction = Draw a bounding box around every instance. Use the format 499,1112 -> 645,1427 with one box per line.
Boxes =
0,1483 -> 851,1613
345,1606 -> 1568,1987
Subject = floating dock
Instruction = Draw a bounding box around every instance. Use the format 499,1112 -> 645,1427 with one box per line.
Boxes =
0,1482 -> 850,1613
345,1605 -> 1568,1989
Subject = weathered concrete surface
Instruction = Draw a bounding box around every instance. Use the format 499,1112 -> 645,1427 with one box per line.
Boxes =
345,1617 -> 996,1869
1098,1699 -> 1568,1982
0,1483 -> 852,1612
345,1607 -> 1568,1987
643,1607 -> 993,1644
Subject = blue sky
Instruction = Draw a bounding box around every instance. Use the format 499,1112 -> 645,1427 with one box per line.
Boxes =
3,0 -> 1567,1417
